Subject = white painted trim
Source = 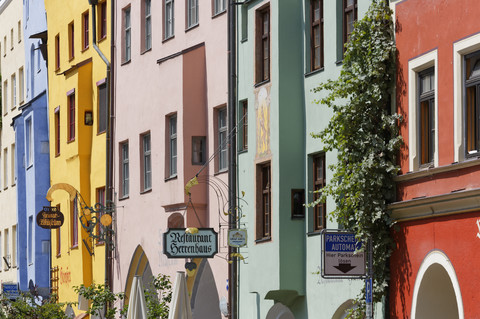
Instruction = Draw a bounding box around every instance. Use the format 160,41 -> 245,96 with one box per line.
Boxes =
408,50 -> 438,171
453,33 -> 480,162
411,250 -> 464,319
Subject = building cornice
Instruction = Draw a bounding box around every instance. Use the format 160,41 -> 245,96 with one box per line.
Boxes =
389,188 -> 480,222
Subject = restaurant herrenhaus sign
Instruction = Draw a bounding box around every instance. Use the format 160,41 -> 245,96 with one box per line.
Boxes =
36,206 -> 64,229
163,228 -> 218,258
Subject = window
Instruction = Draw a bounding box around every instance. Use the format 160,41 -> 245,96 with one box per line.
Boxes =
4,228 -> 9,270
11,73 -> 16,108
11,226 -> 16,267
28,217 -> 33,263
187,0 -> 199,28
96,187 -> 105,244
241,4 -> 248,41
99,1 -> 107,40
3,80 -> 8,114
68,91 -> 75,142
465,51 -> 480,156
71,198 -> 78,247
3,36 -> 6,56
164,0 -> 174,39
192,136 -> 206,165
168,115 -> 177,177
68,21 -> 74,60
256,162 -> 271,241
3,148 -> 8,189
10,28 -> 14,49
18,21 -> 21,43
313,154 -> 326,231
343,0 -> 357,51
26,117 -> 33,167
19,67 -> 24,103
55,107 -> 60,156
255,5 -> 270,84
143,0 -> 152,51
123,7 -> 131,62
141,133 -> 152,191
310,0 -> 323,71
419,68 -> 435,165
291,189 -> 305,219
82,11 -> 89,50
239,100 -> 248,151
217,107 -> 228,171
55,34 -> 60,70
37,45 -> 41,72
11,144 -> 15,186
98,83 -> 107,133
56,204 -> 61,256
214,0 -> 226,15
120,142 -> 129,198
30,46 -> 35,96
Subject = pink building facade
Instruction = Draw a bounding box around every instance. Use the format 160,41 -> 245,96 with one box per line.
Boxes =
113,1 -> 229,317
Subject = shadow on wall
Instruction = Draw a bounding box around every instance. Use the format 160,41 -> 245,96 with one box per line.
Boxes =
190,259 -> 221,319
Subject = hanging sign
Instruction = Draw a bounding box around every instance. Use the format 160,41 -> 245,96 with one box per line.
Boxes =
322,231 -> 366,278
36,206 -> 64,229
163,228 -> 218,258
228,229 -> 247,248
2,283 -> 20,300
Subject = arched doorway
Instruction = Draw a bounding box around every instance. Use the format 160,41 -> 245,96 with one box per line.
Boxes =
265,303 -> 295,319
411,250 -> 464,319
332,299 -> 355,319
124,245 -> 154,305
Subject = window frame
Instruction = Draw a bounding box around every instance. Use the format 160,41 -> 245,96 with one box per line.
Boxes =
312,154 -> 326,231
418,67 -> 435,166
342,0 -> 357,52
56,204 -> 61,257
55,107 -> 61,156
25,116 -> 34,168
97,82 -> 107,134
55,34 -> 60,71
68,21 -> 75,60
140,132 -> 152,192
95,187 -> 106,245
82,11 -> 89,50
71,198 -> 78,248
142,0 -> 152,51
213,0 -> 226,16
19,67 -> 24,104
186,0 -> 199,29
99,1 -> 107,40
28,217 -> 33,264
310,0 -> 324,71
11,73 -> 16,109
123,6 -> 132,63
217,107 -> 228,172
192,136 -> 206,165
256,162 -> 271,242
164,0 -> 175,40
239,100 -> 248,151
255,5 -> 270,84
464,50 -> 480,157
167,115 -> 177,177
120,141 -> 129,198
67,91 -> 76,142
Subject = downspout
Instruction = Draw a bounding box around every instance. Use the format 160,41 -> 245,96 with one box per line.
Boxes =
227,1 -> 237,318
89,0 -> 113,301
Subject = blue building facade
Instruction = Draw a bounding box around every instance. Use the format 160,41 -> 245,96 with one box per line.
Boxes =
12,0 -> 50,293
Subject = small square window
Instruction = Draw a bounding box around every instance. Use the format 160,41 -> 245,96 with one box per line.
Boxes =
192,136 -> 206,165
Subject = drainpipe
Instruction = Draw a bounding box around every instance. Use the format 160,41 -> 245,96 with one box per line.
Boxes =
227,1 -> 237,318
88,0 -> 114,303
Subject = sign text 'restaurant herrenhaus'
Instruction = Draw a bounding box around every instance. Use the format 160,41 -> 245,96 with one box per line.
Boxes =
163,228 -> 218,258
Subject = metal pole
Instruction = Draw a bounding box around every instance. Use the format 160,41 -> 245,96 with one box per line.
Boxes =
227,0 -> 237,318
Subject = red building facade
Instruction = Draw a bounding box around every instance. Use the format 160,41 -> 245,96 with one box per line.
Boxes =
390,0 -> 480,317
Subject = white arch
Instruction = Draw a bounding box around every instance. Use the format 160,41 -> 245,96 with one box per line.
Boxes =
410,250 -> 464,319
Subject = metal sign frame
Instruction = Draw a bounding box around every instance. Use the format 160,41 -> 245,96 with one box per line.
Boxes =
321,229 -> 367,279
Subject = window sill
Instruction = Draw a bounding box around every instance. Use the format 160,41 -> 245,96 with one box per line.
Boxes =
215,169 -> 228,176
307,230 -> 322,237
81,46 -> 89,53
118,195 -> 129,201
185,23 -> 199,33
162,35 -> 175,43
255,236 -> 271,244
164,175 -> 177,182
67,138 -> 75,144
71,245 -> 79,249
254,79 -> 270,88
97,130 -> 106,136
56,253 -> 61,258
140,188 -> 152,195
55,153 -> 61,158
121,59 -> 131,66
238,148 -> 248,155
396,157 -> 480,182
335,59 -> 343,66
69,57 -> 75,62
240,38 -> 248,43
305,67 -> 324,78
4,186 -> 8,191
141,48 -> 152,55
26,163 -> 33,170
98,36 -> 107,44
212,10 -> 227,19
95,241 -> 105,246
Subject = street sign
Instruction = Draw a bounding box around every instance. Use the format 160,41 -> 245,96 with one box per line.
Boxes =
366,277 -> 373,318
163,228 -> 218,258
36,206 -> 64,229
2,283 -> 19,300
322,231 -> 366,278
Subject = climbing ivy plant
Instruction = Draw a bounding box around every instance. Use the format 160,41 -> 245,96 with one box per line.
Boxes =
311,0 -> 401,317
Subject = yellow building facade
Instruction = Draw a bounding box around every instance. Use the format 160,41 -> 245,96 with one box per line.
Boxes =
44,0 -> 110,312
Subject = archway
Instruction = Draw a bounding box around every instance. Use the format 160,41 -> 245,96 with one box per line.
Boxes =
332,299 -> 355,319
265,303 -> 295,319
411,250 -> 463,319
124,245 -> 154,305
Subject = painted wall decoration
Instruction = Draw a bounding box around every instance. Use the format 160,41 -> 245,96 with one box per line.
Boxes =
255,86 -> 271,158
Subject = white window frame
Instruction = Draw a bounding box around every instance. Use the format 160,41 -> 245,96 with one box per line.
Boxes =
142,133 -> 152,191
165,0 -> 174,39
11,73 -> 16,109
169,115 -> 177,177
123,7 -> 131,62
25,116 -> 34,167
3,148 -> 8,189
144,0 -> 152,50
187,0 -> 199,28
214,0 -> 226,15
121,142 -> 129,198
408,50 -> 438,172
453,32 -> 480,162
218,107 -> 228,171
